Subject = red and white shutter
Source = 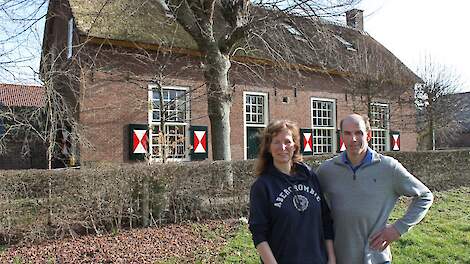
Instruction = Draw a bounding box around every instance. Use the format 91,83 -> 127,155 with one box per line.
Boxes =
337,130 -> 346,152
390,131 -> 400,151
129,124 -> 148,160
190,126 -> 208,160
300,129 -> 313,155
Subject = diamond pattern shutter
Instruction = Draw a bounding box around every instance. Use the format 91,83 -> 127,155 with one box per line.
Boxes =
190,126 -> 208,160
129,124 -> 148,160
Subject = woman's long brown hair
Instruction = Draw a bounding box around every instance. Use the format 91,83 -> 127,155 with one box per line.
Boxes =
254,120 -> 302,176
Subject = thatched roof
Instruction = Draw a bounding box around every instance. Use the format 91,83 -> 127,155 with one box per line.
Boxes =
69,0 -> 198,49
66,0 -> 419,83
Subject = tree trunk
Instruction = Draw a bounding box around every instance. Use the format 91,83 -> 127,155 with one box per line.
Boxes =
142,176 -> 150,227
203,47 -> 232,161
429,118 -> 435,150
203,46 -> 233,187
427,106 -> 435,150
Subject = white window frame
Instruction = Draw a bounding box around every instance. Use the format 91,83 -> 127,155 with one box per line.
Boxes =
310,97 -> 337,154
369,102 -> 390,152
148,85 -> 190,162
67,18 -> 74,59
243,91 -> 269,160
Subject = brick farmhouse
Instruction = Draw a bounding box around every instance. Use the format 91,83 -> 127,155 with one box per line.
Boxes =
41,0 -> 420,165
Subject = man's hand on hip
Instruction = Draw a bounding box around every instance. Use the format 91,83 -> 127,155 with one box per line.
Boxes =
369,224 -> 401,251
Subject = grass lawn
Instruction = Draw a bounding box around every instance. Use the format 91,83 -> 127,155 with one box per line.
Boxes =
217,187 -> 470,264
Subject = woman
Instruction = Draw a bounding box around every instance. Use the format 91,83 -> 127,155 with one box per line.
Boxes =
249,120 -> 335,264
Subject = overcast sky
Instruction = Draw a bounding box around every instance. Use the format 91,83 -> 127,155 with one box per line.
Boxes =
357,0 -> 470,92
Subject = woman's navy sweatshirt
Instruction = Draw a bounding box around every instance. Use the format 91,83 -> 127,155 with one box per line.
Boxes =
249,162 -> 334,264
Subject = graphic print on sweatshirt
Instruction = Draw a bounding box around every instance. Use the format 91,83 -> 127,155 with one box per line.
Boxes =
273,183 -> 321,212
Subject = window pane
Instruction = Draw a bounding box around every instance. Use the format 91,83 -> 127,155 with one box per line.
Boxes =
177,101 -> 186,112
153,111 -> 160,121
150,88 -> 188,159
176,90 -> 184,98
169,90 -> 176,99
246,94 -> 266,125
151,124 -> 186,159
312,99 -> 335,154
370,103 -> 389,129
369,103 -> 389,151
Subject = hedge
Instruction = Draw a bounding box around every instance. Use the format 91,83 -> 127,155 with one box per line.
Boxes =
0,150 -> 469,245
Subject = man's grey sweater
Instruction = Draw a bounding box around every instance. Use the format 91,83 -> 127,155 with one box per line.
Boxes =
317,149 -> 433,264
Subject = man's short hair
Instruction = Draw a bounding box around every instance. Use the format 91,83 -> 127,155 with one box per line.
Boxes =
340,114 -> 371,132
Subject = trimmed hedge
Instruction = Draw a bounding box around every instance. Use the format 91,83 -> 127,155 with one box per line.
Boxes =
0,150 -> 469,244
305,149 -> 470,190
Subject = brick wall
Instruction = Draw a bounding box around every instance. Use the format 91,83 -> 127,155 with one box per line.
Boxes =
77,47 -> 417,164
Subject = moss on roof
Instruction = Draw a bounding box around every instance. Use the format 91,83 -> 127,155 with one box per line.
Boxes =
69,0 -> 198,49
67,0 -> 418,83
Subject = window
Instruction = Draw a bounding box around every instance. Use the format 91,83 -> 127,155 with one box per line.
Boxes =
245,93 -> 266,125
244,92 -> 268,159
67,18 -> 74,59
369,102 -> 390,151
157,0 -> 174,18
148,86 -> 189,160
150,124 -> 186,159
311,98 -> 336,154
151,89 -> 187,122
334,34 -> 356,51
281,23 -> 307,42
282,23 -> 302,36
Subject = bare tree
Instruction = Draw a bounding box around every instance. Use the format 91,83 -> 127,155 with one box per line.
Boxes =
159,0 -> 361,160
0,0 -> 89,168
0,0 -> 47,83
344,35 -> 417,122
0,53 -> 85,169
60,0 -> 362,163
3,0 -> 363,164
415,56 -> 463,150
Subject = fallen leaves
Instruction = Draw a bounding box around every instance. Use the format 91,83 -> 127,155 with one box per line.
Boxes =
0,219 -> 240,263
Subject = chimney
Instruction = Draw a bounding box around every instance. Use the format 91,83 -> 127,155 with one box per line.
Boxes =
346,9 -> 364,31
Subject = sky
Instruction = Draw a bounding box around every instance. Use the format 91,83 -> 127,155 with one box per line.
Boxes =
357,0 -> 470,93
0,1 -> 46,85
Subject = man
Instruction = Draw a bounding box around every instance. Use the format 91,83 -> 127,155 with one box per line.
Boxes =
317,114 -> 433,264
